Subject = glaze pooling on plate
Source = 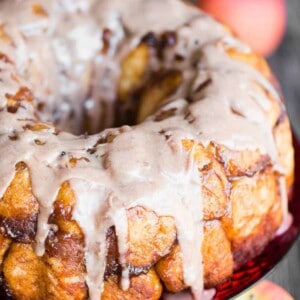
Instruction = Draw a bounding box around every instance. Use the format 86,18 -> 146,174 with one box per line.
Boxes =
0,0 -> 289,299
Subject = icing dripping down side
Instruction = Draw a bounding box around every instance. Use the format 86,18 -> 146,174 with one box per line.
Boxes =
0,0 -> 292,300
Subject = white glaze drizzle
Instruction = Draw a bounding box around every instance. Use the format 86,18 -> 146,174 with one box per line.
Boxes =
0,1 -> 289,300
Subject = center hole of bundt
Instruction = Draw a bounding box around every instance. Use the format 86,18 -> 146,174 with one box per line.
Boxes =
49,31 -> 183,135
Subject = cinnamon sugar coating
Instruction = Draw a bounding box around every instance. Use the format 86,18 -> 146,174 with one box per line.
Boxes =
0,0 -> 294,299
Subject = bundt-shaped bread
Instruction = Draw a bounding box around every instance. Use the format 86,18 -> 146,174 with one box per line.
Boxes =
0,0 -> 294,299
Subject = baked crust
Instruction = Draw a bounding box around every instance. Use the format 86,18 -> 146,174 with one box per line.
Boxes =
0,2 -> 294,300
0,100 -> 293,298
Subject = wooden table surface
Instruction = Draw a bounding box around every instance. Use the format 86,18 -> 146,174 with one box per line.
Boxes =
267,0 -> 300,298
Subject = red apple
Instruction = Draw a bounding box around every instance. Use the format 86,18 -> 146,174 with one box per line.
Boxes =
236,280 -> 294,300
198,0 -> 287,57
